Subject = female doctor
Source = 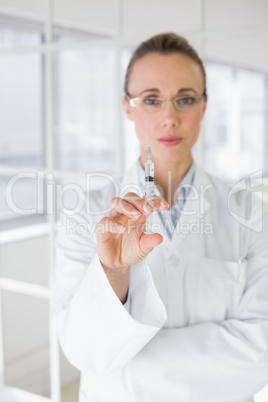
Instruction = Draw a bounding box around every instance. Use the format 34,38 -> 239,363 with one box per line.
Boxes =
55,33 -> 268,402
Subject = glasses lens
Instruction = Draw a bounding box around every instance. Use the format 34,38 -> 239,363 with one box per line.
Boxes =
174,95 -> 203,111
138,97 -> 164,113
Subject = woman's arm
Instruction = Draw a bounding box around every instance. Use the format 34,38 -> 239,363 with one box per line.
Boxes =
54,191 -> 168,375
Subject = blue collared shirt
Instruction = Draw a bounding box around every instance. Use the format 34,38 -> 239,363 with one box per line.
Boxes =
138,160 -> 196,238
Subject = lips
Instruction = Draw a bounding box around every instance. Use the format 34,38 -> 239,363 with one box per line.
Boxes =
157,136 -> 183,146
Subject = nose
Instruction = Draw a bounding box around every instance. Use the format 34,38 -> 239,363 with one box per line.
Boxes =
161,99 -> 181,128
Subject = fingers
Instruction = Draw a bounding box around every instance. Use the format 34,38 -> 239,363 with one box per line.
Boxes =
108,192 -> 154,220
108,192 -> 170,220
153,195 -> 170,210
97,217 -> 126,238
123,192 -> 155,214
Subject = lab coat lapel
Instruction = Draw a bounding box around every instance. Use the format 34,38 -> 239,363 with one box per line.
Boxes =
168,165 -> 213,257
162,166 -> 213,328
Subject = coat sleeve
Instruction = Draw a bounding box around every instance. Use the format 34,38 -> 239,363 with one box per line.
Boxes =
54,207 -> 167,376
124,203 -> 268,402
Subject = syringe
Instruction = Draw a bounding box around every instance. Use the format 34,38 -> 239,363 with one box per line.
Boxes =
144,118 -> 154,234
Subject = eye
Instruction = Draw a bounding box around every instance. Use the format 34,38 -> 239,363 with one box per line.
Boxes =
143,97 -> 162,106
177,96 -> 196,105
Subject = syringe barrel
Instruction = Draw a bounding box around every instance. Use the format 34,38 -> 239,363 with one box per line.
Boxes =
145,160 -> 154,233
145,161 -> 154,206
145,160 -> 154,182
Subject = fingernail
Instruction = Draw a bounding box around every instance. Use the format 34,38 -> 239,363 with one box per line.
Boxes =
161,200 -> 170,208
143,204 -> 154,214
131,209 -> 142,218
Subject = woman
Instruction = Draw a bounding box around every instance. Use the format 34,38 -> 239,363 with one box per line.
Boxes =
55,33 -> 268,402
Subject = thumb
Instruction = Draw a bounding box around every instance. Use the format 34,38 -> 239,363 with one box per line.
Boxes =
139,232 -> 163,254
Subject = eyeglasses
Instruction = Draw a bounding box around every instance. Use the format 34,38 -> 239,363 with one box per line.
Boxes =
126,94 -> 207,113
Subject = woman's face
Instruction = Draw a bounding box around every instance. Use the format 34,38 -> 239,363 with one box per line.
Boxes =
123,52 -> 207,166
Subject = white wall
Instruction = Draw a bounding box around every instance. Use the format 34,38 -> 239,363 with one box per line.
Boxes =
0,0 -> 267,70
0,0 -> 46,21
205,0 -> 268,30
122,0 -> 201,36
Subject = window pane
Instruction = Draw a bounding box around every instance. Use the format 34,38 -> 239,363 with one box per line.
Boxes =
239,70 -> 266,175
204,63 -> 267,181
0,173 -> 46,224
122,47 -> 140,171
53,27 -> 110,44
55,47 -> 116,173
0,53 -> 44,167
0,22 -> 41,49
203,64 -> 232,178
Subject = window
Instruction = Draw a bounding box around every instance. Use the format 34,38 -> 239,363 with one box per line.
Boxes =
204,63 -> 267,181
0,23 -> 45,226
122,47 -> 140,171
0,23 -> 41,49
54,47 -> 116,173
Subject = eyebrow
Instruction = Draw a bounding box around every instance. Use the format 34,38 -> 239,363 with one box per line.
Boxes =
178,88 -> 198,94
138,88 -> 160,95
138,87 -> 198,96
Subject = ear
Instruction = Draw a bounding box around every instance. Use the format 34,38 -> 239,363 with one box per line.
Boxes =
122,96 -> 134,121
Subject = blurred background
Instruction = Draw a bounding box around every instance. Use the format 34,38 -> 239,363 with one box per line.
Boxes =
0,1 -> 267,401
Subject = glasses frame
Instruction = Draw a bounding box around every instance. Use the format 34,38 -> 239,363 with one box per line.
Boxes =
125,93 -> 208,112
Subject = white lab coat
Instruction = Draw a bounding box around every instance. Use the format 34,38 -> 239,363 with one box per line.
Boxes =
54,160 -> 268,402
